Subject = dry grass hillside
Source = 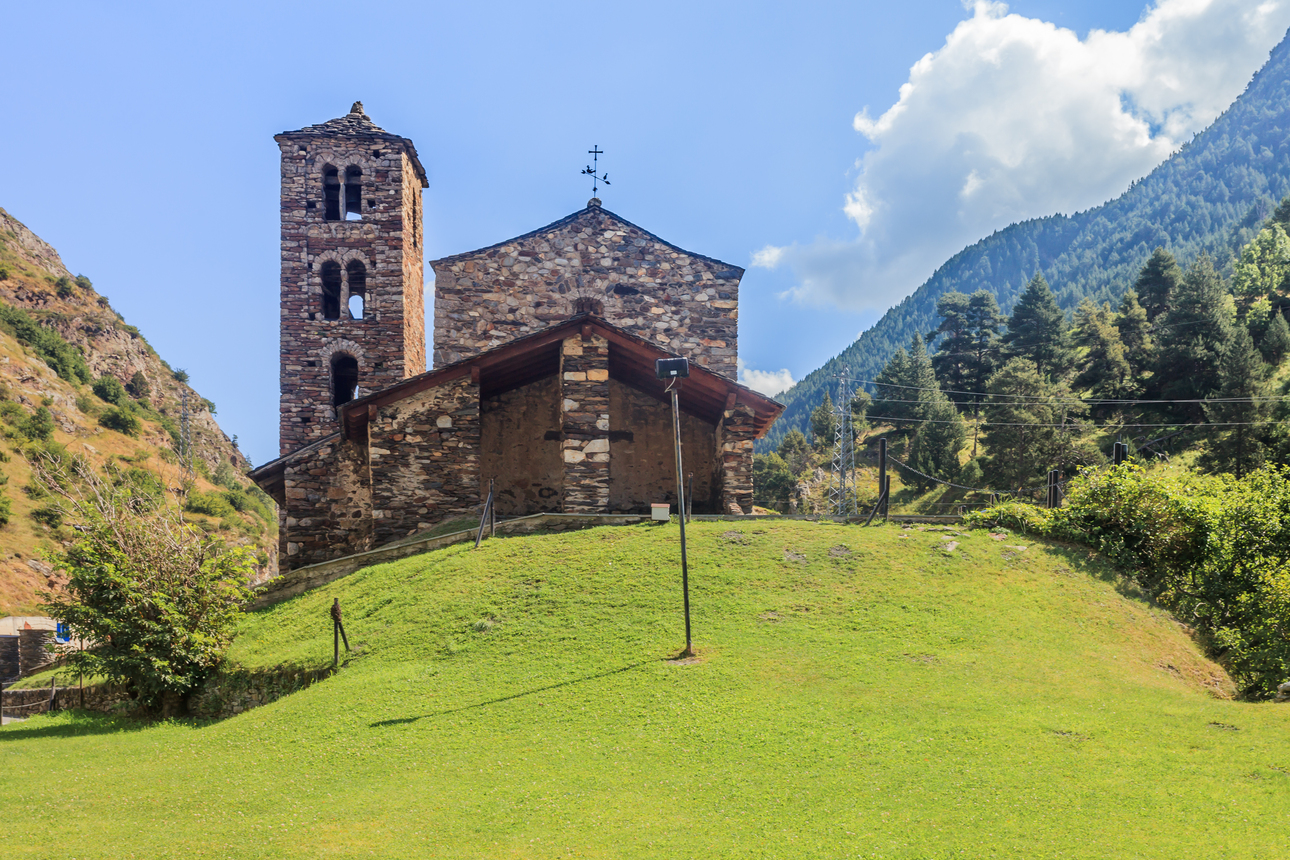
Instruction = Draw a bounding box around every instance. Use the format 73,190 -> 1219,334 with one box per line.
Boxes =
0,207 -> 276,613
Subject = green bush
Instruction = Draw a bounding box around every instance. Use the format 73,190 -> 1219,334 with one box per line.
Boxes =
74,392 -> 101,416
0,490 -> 10,527
92,375 -> 127,405
184,489 -> 236,519
55,276 -> 76,298
968,464 -> 1290,698
18,406 -> 55,441
172,368 -> 189,383
0,400 -> 26,426
30,504 -> 63,529
74,274 -> 92,291
0,301 -> 91,384
963,501 -> 1054,534
127,371 -> 150,400
99,407 -> 141,436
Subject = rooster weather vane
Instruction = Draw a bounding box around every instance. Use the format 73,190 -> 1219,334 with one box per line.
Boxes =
581,145 -> 610,197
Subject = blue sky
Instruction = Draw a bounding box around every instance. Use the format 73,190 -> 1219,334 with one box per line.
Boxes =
4,0 -> 1286,467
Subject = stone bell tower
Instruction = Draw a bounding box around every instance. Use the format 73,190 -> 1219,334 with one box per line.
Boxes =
274,102 -> 428,455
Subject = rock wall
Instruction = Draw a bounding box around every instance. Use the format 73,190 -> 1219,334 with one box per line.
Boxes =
718,404 -> 758,514
560,334 -> 611,513
276,108 -> 426,455
281,434 -> 373,570
369,376 -> 480,544
431,203 -> 741,378
480,374 -> 563,517
608,379 -> 717,514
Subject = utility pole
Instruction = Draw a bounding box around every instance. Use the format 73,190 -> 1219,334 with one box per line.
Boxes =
657,357 -> 693,658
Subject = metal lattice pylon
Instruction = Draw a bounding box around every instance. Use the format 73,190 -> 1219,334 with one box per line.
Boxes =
829,367 -> 857,517
180,389 -> 192,474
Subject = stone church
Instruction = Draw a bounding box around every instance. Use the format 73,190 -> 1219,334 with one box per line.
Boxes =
251,104 -> 783,571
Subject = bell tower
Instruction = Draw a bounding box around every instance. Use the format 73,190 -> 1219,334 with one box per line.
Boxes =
274,102 -> 428,455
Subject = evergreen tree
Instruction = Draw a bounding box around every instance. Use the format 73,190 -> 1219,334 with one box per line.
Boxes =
1153,254 -> 1234,409
1133,248 -> 1183,322
1072,298 -> 1132,398
1259,310 -> 1290,364
1230,223 -> 1290,300
809,392 -> 836,448
979,358 -> 1101,493
907,395 -> 966,491
1001,274 -> 1074,380
873,337 -> 938,430
777,428 -> 811,475
752,453 -> 796,511
930,291 -> 972,397
964,289 -> 1005,392
1202,325 -> 1270,477
1114,289 -> 1153,378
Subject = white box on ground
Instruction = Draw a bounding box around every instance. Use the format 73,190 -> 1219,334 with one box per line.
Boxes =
651,503 -> 670,522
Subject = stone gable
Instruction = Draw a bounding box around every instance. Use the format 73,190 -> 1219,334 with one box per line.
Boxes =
430,203 -> 741,378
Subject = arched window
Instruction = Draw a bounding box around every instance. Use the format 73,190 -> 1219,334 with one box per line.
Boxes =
346,260 -> 367,320
323,165 -> 341,221
331,353 -> 359,407
320,261 -> 342,320
344,166 -> 362,221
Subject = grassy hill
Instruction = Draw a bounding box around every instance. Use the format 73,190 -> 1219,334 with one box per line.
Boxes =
765,28 -> 1290,451
0,208 -> 276,611
3,521 -> 1286,858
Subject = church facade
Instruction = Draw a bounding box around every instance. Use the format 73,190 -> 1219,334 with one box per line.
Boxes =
252,104 -> 783,571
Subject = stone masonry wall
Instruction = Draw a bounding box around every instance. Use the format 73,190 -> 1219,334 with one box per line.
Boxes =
480,374 -> 563,517
282,435 -> 373,571
277,129 -> 425,455
431,203 -> 740,378
369,377 -> 480,545
718,404 -> 758,514
608,379 -> 717,514
560,334 -> 611,513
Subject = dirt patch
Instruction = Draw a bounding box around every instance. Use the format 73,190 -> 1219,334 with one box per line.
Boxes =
783,549 -> 806,563
722,530 -> 749,544
829,545 -> 852,558
941,540 -> 959,553
758,610 -> 783,623
904,653 -> 936,665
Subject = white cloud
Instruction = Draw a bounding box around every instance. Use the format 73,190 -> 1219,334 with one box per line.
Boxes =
737,358 -> 795,397
766,0 -> 1290,311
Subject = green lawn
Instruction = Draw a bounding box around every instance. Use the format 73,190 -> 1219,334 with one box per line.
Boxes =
2,521 -> 1286,858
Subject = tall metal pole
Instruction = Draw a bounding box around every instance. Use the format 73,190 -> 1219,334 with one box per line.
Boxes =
671,386 -> 693,657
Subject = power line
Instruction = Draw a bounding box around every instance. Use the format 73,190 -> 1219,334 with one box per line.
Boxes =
862,378 -> 1290,406
865,414 -> 1282,429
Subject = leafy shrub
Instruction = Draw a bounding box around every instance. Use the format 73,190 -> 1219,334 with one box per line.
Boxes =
74,274 -> 92,291
0,400 -> 26,426
969,464 -> 1290,698
0,301 -> 91,383
963,501 -> 1054,534
74,392 -> 101,416
18,406 -> 55,441
92,375 -> 127,405
212,459 -> 238,489
0,490 -> 10,527
55,276 -> 75,298
30,504 -> 63,529
99,407 -> 141,436
0,266 -> 8,280
173,368 -> 189,383
127,371 -> 150,399
184,489 -> 236,519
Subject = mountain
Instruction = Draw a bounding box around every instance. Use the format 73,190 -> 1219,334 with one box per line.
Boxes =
0,208 -> 276,613
763,28 -> 1290,451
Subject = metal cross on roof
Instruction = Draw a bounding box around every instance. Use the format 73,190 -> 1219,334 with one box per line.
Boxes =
581,145 -> 610,197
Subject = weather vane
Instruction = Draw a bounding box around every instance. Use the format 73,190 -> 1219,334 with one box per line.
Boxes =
581,145 -> 610,197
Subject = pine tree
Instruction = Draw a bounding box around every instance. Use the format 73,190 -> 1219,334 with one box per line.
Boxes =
1114,289 -> 1153,378
1001,274 -> 1074,380
871,347 -> 913,427
1072,298 -> 1132,398
1153,254 -> 1233,409
907,395 -> 965,491
930,291 -> 972,398
1202,325 -> 1270,477
979,358 -> 1100,493
1259,310 -> 1290,364
1133,248 -> 1183,322
809,392 -> 836,449
777,428 -> 811,475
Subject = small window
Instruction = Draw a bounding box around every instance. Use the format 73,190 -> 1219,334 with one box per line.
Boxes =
331,353 -> 359,407
323,165 -> 341,221
320,261 -> 342,320
347,260 -> 367,320
345,166 -> 362,221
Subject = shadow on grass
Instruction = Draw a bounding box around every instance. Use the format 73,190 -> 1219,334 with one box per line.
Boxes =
369,658 -> 657,727
0,711 -> 152,741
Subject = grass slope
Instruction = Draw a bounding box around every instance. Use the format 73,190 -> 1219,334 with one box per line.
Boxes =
2,521 -> 1286,859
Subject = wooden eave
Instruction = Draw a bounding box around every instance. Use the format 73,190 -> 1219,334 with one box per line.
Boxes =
337,315 -> 783,440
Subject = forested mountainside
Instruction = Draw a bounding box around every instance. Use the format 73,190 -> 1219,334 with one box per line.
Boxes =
0,208 -> 276,613
764,28 -> 1290,451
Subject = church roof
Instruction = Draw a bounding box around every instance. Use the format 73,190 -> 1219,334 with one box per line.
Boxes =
430,202 -> 745,276
275,102 -> 428,186
250,314 -> 782,494
338,313 -> 781,440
